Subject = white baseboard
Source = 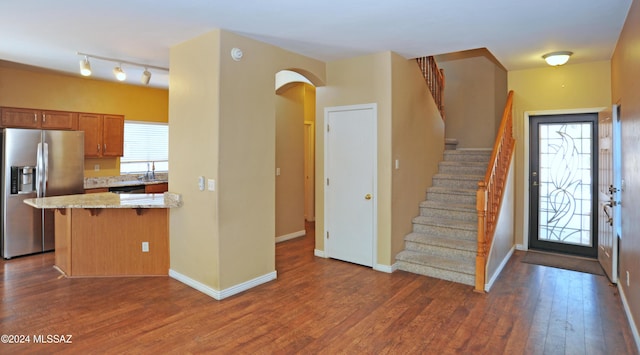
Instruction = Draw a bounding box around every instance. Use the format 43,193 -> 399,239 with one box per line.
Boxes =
485,246 -> 515,292
314,249 -> 326,258
374,262 -> 397,273
169,269 -> 277,301
275,229 -> 306,243
515,244 -> 526,251
618,283 -> 640,353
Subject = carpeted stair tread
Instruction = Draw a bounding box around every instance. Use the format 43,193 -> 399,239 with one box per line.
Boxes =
412,216 -> 476,231
396,250 -> 475,276
419,200 -> 475,212
405,232 -> 477,252
427,186 -> 477,195
433,173 -> 485,181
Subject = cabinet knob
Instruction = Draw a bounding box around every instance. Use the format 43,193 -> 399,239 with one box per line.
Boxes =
42,113 -> 46,123
34,113 -> 37,122
97,144 -> 101,152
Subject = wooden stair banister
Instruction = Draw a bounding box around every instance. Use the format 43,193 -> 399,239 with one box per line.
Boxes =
475,90 -> 515,293
416,56 -> 445,119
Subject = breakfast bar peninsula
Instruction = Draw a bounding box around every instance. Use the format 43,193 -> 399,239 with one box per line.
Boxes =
24,192 -> 182,277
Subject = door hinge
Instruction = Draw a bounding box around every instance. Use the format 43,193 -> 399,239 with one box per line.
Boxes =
327,124 -> 330,132
326,231 -> 329,239
326,178 -> 329,186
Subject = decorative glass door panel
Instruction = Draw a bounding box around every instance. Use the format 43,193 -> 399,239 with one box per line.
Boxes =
529,114 -> 598,257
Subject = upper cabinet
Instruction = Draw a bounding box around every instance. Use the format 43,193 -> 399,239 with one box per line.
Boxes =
1,107 -> 77,130
78,114 -> 124,157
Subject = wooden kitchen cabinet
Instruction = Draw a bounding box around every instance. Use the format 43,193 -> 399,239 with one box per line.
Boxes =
78,113 -> 124,157
1,107 -> 77,130
145,183 -> 168,193
84,188 -> 110,194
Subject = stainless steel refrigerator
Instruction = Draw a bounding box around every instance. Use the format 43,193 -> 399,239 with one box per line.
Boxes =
1,128 -> 84,259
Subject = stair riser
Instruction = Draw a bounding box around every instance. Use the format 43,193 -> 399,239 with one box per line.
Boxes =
419,207 -> 477,222
427,191 -> 476,205
396,261 -> 474,286
404,241 -> 476,259
432,178 -> 482,190
412,223 -> 476,240
438,164 -> 487,175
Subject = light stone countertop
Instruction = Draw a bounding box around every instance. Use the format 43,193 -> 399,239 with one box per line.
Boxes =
84,173 -> 169,189
24,192 -> 182,209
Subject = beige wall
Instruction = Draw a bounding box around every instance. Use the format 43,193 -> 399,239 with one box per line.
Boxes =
275,83 -> 307,238
486,154 -> 515,283
436,49 -> 508,148
390,53 -> 444,265
315,52 -> 393,265
0,61 -> 168,177
507,61 -> 611,249
611,0 -> 640,337
316,52 -> 443,267
169,29 -> 325,292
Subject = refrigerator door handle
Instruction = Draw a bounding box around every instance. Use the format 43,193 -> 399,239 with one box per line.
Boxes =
36,142 -> 43,197
43,142 -> 49,196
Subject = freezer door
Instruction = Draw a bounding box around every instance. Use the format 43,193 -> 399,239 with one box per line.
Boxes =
42,130 -> 84,251
42,130 -> 85,196
1,129 -> 42,258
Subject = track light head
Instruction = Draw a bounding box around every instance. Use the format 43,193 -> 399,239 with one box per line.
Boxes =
79,56 -> 92,76
141,69 -> 151,85
113,65 -> 126,81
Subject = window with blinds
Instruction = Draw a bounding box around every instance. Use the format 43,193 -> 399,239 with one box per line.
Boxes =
120,121 -> 169,174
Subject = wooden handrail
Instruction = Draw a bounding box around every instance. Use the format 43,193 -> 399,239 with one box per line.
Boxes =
416,56 -> 445,119
475,90 -> 515,293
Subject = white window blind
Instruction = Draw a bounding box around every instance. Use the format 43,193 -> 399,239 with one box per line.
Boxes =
120,121 -> 169,174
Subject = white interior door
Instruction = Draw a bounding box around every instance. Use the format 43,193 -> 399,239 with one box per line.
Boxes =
325,104 -> 376,267
598,106 -> 620,283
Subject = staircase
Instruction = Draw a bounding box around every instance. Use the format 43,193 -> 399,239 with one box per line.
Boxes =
396,149 -> 491,286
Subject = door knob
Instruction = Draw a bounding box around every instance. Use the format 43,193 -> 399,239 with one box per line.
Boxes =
365,193 -> 372,200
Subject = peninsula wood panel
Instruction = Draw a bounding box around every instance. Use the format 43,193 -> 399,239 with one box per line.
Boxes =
54,208 -> 72,274
65,208 -> 169,276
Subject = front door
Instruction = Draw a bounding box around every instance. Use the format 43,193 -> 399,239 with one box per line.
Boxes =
597,106 -> 621,282
529,113 -> 598,258
324,104 -> 376,267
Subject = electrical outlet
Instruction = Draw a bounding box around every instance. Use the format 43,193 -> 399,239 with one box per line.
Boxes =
208,179 -> 215,191
142,242 -> 149,252
94,164 -> 100,171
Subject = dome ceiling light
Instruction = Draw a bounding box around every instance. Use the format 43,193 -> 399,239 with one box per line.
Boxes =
542,51 -> 573,66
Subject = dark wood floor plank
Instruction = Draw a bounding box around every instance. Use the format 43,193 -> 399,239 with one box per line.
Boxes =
0,225 -> 637,354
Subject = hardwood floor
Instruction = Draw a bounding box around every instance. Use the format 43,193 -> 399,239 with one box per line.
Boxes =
1,225 -> 637,354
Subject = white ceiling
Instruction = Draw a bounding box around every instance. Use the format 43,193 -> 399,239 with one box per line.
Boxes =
0,0 -> 633,88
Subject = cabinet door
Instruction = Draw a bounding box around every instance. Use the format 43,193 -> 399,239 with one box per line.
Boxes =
102,115 -> 124,157
78,113 -> 103,157
84,188 -> 110,194
1,107 -> 40,128
145,183 -> 168,193
41,110 -> 77,130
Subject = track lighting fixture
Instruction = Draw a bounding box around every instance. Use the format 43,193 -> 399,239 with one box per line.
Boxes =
79,56 -> 92,76
113,65 -> 126,81
141,68 -> 151,85
76,51 -> 168,85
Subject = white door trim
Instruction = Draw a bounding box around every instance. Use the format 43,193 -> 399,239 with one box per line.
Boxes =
323,103 -> 378,267
521,107 -> 607,251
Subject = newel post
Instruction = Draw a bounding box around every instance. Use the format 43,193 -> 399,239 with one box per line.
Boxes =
475,181 -> 488,293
